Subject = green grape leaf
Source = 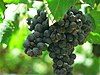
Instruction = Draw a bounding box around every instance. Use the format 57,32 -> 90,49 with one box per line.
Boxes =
86,10 -> 100,44
1,16 -> 19,45
0,0 -> 6,23
86,32 -> 100,44
3,0 -> 28,4
83,0 -> 95,7
1,27 -> 13,45
0,15 -> 3,23
47,0 -> 77,21
85,14 -> 95,31
0,0 -> 6,12
90,10 -> 100,34
95,0 -> 100,5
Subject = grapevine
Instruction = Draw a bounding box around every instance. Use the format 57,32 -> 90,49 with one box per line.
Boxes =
24,7 -> 92,75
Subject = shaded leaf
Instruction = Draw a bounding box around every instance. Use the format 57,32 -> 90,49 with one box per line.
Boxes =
0,0 -> 6,23
85,14 -> 95,31
0,0 -> 6,12
95,0 -> 100,5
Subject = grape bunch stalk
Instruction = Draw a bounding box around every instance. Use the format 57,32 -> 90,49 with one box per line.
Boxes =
23,7 -> 92,75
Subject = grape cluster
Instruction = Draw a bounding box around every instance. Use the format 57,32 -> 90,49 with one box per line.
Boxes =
24,7 -> 92,75
47,7 -> 92,75
24,9 -> 49,57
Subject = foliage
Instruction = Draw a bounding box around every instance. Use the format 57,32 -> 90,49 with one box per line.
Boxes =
47,0 -> 78,20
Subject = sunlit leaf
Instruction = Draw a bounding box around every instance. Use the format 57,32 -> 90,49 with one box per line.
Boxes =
9,27 -> 30,50
1,27 -> 13,44
86,32 -> 100,44
3,0 -> 28,4
0,0 -> 6,23
83,0 -> 95,7
90,10 -> 100,34
47,0 -> 78,20
1,20 -> 19,45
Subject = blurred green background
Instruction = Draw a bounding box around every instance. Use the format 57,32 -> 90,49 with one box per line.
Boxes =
0,0 -> 100,75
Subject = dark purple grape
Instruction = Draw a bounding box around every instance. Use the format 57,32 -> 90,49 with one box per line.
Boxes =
26,49 -> 34,57
35,38 -> 42,43
40,10 -> 46,20
69,15 -> 76,22
33,47 -> 41,56
27,33 -> 35,42
49,52 -> 56,58
23,39 -> 30,48
37,42 -> 47,51
70,54 -> 76,59
34,31 -> 41,38
66,34 -> 74,42
57,60 -> 63,67
43,37 -> 52,44
37,9 -> 42,15
26,18 -> 32,25
44,30 -> 51,37
42,19 -> 49,30
58,20 -> 65,26
58,40 -> 66,48
34,24 -> 43,32
37,16 -> 44,23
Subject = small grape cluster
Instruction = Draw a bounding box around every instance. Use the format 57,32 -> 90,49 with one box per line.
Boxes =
24,7 -> 92,75
24,9 -> 49,57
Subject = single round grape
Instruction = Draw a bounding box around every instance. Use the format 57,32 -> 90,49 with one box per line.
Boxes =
34,24 -> 43,32
33,47 -> 41,56
26,18 -> 32,25
49,52 -> 56,58
58,40 -> 66,48
60,68 -> 67,75
66,34 -> 74,42
37,9 -> 42,15
27,33 -> 35,42
43,37 -> 52,44
37,16 -> 44,23
42,19 -> 49,30
34,31 -> 41,38
32,18 -> 38,26
44,30 -> 51,37
35,38 -> 42,43
26,49 -> 34,57
37,42 -> 47,51
76,14 -> 82,19
23,39 -> 30,48
57,60 -> 63,67
69,15 -> 76,22
40,11 -> 46,20
58,20 -> 65,26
